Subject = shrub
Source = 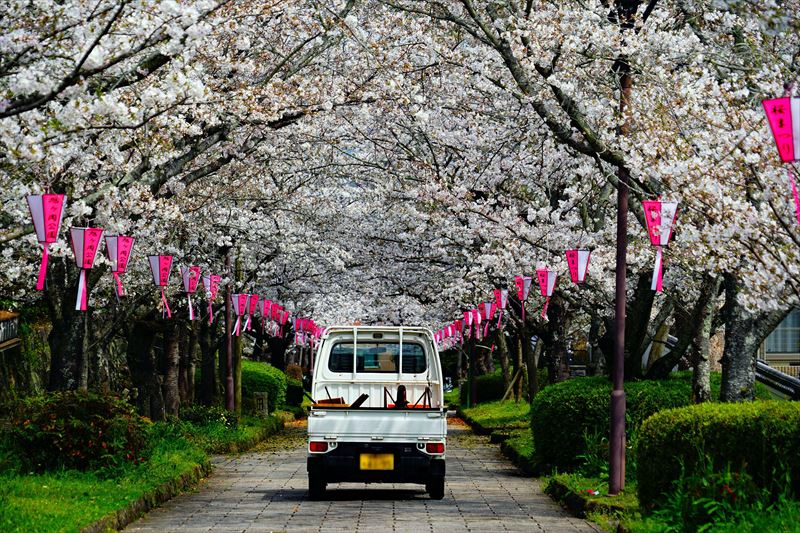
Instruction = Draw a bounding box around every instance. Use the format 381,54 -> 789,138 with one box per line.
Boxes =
285,364 -> 303,381
531,374 -> 705,473
636,401 -> 800,510
285,379 -> 304,407
180,404 -> 237,428
241,360 -> 287,412
650,460 -> 773,531
2,391 -> 151,472
459,369 -> 506,405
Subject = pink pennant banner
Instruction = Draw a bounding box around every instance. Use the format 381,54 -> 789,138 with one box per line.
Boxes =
148,255 -> 173,286
494,288 -> 508,327
105,235 -> 135,297
642,200 -> 678,293
261,299 -> 273,332
70,227 -> 104,311
565,249 -> 591,285
148,255 -> 173,317
536,267 -> 558,320
202,274 -> 221,324
180,266 -> 201,320
246,295 -> 259,331
762,97 -> 799,163
762,97 -> 800,226
231,293 -> 250,336
471,308 -> 481,338
515,275 -> 532,322
26,194 -> 66,291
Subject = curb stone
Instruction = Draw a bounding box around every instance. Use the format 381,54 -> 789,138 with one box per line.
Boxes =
81,416 -> 284,533
544,478 -> 628,519
80,460 -> 213,533
455,406 -> 535,476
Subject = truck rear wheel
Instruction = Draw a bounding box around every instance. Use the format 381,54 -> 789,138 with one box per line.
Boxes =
427,476 -> 445,500
308,473 -> 326,500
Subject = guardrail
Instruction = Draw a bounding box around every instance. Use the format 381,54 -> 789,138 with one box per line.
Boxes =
756,360 -> 800,400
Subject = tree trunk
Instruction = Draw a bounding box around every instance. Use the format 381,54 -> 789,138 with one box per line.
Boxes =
45,260 -> 81,391
720,273 -> 789,402
455,344 -> 463,384
497,330 -> 511,393
623,272 -> 656,380
163,321 -> 180,416
691,275 -> 721,403
198,317 -> 217,406
587,315 -> 604,376
234,333 -> 242,415
252,323 -> 266,361
599,272 -> 657,380
178,322 -> 190,404
544,298 -> 570,382
514,333 -> 524,401
522,332 -> 541,403
266,334 -> 292,372
468,339 -> 477,407
645,307 -> 693,379
126,319 -> 164,420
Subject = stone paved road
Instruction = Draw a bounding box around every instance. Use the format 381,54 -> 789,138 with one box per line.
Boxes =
125,418 -> 600,532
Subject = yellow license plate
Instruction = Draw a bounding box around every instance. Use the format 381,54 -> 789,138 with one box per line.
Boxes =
359,453 -> 394,470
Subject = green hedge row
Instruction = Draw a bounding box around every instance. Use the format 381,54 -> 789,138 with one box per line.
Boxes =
460,370 -> 506,405
241,360 -> 287,412
530,373 -> 743,472
637,401 -> 800,509
459,367 -> 549,406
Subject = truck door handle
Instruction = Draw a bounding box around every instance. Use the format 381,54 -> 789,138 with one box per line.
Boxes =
371,436 -> 384,440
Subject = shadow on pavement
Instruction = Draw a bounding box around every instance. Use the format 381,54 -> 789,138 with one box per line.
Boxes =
253,487 -> 429,502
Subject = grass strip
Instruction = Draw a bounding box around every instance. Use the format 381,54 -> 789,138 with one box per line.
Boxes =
458,399 -> 531,434
544,473 -> 638,520
0,415 -> 283,533
498,428 -> 536,476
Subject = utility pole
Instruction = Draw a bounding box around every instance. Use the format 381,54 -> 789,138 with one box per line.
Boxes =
609,45 -> 633,498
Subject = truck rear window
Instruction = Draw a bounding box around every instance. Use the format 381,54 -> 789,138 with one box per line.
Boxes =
328,342 -> 427,373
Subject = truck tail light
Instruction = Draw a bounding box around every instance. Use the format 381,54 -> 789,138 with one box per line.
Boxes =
426,442 -> 445,454
309,441 -> 328,453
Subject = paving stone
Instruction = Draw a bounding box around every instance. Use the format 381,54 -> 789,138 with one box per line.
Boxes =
125,420 -> 600,533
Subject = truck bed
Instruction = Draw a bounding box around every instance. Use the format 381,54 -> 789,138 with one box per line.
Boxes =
308,407 -> 446,442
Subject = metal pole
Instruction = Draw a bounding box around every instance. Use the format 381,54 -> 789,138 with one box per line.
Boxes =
224,250 -> 234,412
609,64 -> 632,496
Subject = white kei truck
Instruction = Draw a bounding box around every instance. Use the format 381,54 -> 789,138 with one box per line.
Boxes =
307,326 -> 447,499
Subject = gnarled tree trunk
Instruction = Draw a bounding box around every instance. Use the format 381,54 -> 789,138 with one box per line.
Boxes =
163,321 -> 180,416
198,316 -> 217,405
691,274 -> 721,403
720,273 -> 789,402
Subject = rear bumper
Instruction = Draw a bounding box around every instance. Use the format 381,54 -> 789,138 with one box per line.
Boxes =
307,442 -> 445,484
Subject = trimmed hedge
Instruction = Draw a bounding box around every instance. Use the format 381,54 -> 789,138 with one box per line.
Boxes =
241,360 -> 287,412
460,370 -> 506,405
285,379 -> 304,407
637,401 -> 800,509
531,373 -> 729,472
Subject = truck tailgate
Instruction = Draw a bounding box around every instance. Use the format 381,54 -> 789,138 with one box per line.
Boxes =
308,409 -> 446,441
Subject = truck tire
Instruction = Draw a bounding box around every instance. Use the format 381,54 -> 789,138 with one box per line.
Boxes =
427,476 -> 445,500
308,473 -> 326,500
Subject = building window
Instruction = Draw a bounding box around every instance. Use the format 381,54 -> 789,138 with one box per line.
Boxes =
765,310 -> 800,355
